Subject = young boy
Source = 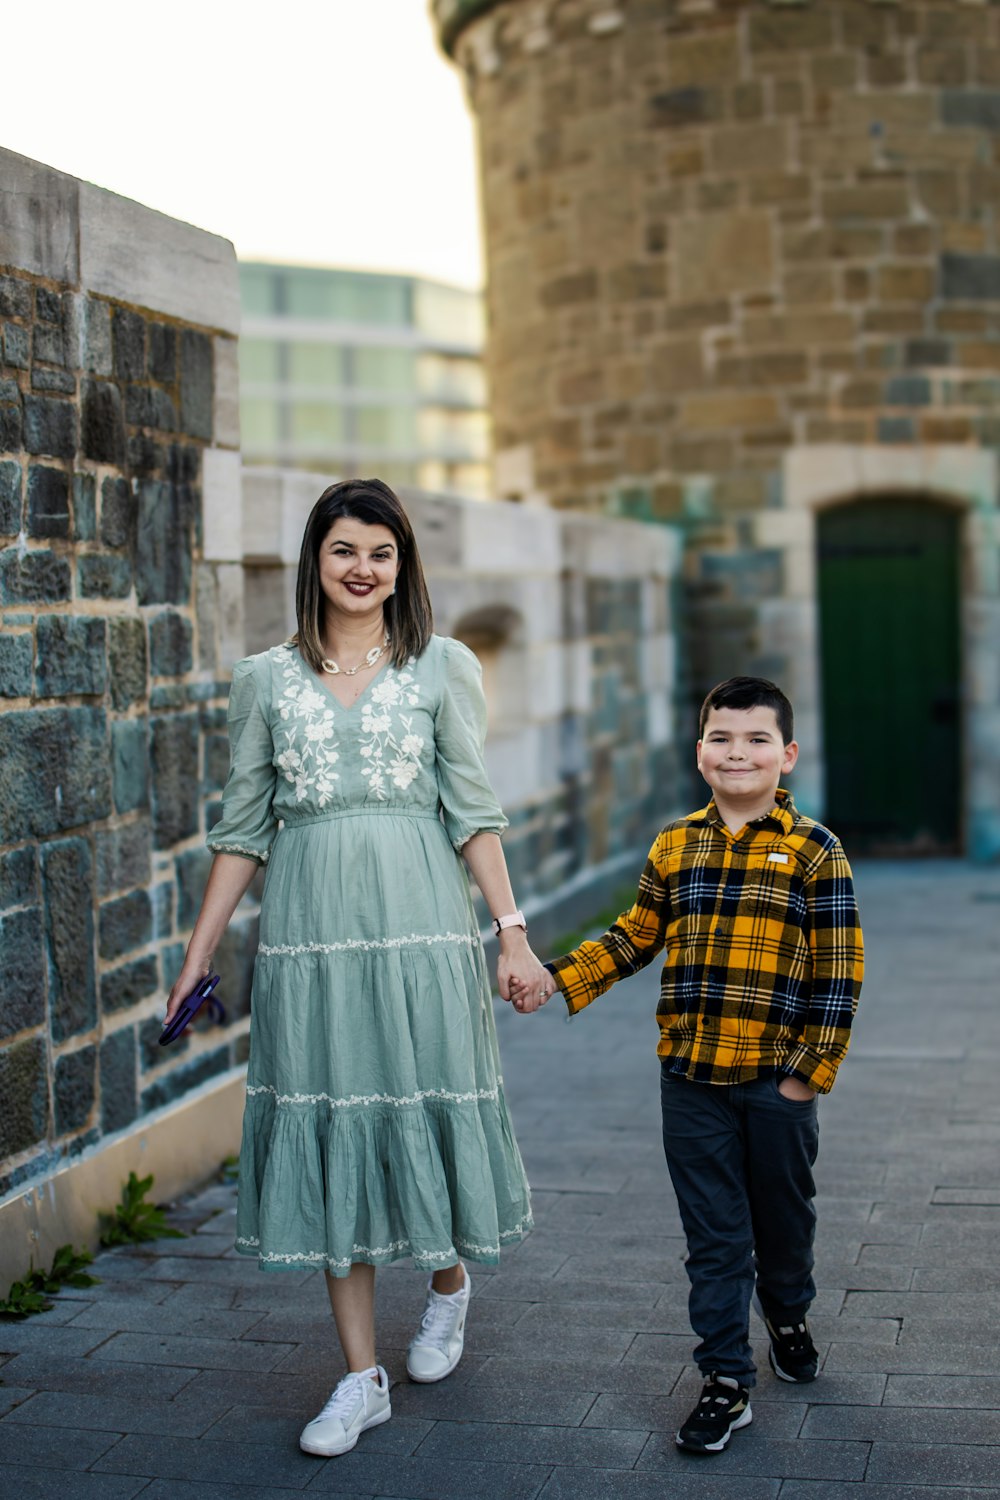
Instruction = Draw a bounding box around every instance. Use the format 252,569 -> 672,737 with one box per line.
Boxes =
529,676 -> 864,1454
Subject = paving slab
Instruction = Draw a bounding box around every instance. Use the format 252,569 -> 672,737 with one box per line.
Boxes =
2,860 -> 999,1495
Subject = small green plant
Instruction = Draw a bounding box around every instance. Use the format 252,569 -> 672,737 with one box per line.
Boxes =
218,1153 -> 240,1184
549,882 -> 638,955
98,1170 -> 187,1247
0,1244 -> 100,1319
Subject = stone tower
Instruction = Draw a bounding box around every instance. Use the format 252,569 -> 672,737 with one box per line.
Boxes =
434,0 -> 1000,860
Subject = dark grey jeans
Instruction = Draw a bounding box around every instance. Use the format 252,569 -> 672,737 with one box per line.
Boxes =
660,1065 -> 820,1386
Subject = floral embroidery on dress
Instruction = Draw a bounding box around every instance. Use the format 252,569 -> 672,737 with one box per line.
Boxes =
359,666 -> 425,801
275,648 -> 341,805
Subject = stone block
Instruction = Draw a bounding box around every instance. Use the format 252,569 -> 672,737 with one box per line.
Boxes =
151,712 -> 200,848
709,123 -> 789,175
41,836 -> 97,1043
112,718 -> 150,814
78,179 -> 239,335
941,252 -> 1000,301
23,394 -> 77,460
878,264 -> 935,303
749,6 -> 833,51
203,731 -> 230,796
153,878 -> 175,939
213,336 -> 240,449
135,479 -> 195,605
26,464 -> 70,539
35,614 -> 107,697
664,29 -> 740,88
100,1026 -> 137,1133
0,546 -> 71,604
3,320 -> 30,369
0,461 -> 21,535
0,1036 -> 49,1159
0,905 -> 46,1038
148,323 -> 177,383
54,1044 -> 97,1134
878,415 -> 916,443
82,297 -> 113,376
100,476 -> 135,550
0,148 -> 79,283
942,89 -> 1000,130
675,212 -> 773,299
99,888 -> 154,962
81,378 -> 125,466
149,610 -> 194,678
108,616 -> 148,709
0,376 -> 23,451
0,704 -> 111,843
201,447 -> 242,562
823,182 -> 910,221
33,320 -> 70,368
645,87 -> 720,128
78,552 -> 133,599
681,391 -> 780,430
100,954 -> 159,1018
0,632 -> 32,697
112,308 -> 146,381
0,273 -> 32,320
140,1045 -> 230,1114
213,914 -> 258,1019
73,471 -> 96,541
95,821 -> 151,898
0,846 -> 37,911
885,375 -> 932,407
180,329 -> 214,440
140,1011 -> 188,1069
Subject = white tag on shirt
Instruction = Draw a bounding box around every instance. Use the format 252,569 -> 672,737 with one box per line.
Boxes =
768,852 -> 789,864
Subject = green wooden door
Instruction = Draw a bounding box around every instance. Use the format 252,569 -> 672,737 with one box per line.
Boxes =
817,498 -> 961,855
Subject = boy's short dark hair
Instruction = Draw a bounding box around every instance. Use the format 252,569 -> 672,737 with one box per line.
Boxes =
699,676 -> 795,745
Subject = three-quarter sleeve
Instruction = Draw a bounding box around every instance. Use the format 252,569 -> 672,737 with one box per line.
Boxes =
434,638 -> 508,851
207,658 -> 279,865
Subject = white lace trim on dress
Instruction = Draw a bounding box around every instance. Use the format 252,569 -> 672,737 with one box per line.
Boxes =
235,1214 -> 534,1267
208,841 -> 270,863
257,932 -> 476,956
245,1081 -> 501,1108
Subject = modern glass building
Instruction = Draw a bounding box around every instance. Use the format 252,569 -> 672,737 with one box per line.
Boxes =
238,263 -> 491,498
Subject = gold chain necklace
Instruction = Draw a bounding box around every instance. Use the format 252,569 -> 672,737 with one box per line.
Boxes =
321,634 -> 390,677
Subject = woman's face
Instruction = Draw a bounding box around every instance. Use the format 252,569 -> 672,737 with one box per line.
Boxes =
318,517 -> 401,622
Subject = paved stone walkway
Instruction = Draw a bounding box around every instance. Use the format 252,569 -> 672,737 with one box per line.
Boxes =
2,860 -> 999,1498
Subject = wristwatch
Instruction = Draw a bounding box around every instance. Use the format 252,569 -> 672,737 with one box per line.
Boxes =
493,910 -> 527,936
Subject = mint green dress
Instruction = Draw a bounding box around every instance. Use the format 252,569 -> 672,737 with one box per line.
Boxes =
208,635 -> 533,1274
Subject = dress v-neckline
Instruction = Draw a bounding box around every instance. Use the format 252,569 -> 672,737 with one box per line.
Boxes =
294,646 -> 392,713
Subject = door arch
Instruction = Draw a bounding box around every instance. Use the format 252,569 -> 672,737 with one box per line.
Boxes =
817,496 -> 961,855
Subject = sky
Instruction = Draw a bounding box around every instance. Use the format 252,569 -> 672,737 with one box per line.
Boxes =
2,0 -> 484,289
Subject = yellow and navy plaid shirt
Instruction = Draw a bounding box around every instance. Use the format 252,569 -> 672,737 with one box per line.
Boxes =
548,790 -> 864,1094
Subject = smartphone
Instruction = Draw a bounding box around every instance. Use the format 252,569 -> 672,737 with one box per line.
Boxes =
159,973 -> 223,1046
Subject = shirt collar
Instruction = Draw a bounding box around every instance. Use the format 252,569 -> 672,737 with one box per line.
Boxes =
688,787 -> 796,835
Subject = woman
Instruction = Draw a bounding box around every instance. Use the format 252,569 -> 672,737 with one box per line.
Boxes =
165,478 -> 550,1456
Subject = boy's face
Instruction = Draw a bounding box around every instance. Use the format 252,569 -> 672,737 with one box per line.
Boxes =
697,705 -> 798,814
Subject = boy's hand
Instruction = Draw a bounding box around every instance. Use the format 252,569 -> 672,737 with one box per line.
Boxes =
778,1076 -> 817,1101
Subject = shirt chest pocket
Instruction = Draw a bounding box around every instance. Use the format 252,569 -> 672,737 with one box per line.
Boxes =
739,850 -> 804,920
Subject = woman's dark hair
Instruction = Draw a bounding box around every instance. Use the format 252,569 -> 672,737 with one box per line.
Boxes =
292,478 -> 433,672
698,676 -> 794,746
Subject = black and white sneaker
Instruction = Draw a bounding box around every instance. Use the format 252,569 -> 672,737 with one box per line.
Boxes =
754,1295 -> 818,1382
675,1374 -> 752,1454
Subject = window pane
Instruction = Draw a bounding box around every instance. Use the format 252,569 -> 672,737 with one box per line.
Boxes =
284,269 -> 412,326
239,266 -> 276,315
356,405 -> 417,446
288,343 -> 345,387
239,338 -> 280,384
417,353 -> 486,405
291,402 -> 345,443
414,281 -> 484,346
241,399 -> 279,447
353,347 -> 417,391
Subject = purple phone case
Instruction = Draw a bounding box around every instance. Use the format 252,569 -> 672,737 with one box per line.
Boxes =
159,973 -> 223,1046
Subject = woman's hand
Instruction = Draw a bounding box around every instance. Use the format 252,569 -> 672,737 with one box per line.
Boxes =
164,951 -> 213,1026
497,931 -> 553,1014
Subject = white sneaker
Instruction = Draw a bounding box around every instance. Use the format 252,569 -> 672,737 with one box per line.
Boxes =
298,1364 -> 391,1456
406,1265 -> 471,1383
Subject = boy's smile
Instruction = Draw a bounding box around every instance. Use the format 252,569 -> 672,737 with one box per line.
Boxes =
697,705 -> 798,832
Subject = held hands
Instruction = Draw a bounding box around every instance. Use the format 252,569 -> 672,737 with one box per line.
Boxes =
495,929 -> 554,1015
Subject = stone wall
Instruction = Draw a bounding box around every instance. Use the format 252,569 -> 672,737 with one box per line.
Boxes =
435,0 -> 1000,853
0,148 -> 250,1210
242,468 -> 681,938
